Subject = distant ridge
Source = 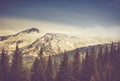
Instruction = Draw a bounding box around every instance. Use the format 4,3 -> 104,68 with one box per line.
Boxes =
0,27 -> 41,51
18,28 -> 40,34
0,28 -> 40,41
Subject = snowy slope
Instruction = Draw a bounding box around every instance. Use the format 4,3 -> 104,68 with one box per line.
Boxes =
21,33 -> 113,57
0,28 -> 119,66
0,28 -> 117,57
0,28 -> 41,52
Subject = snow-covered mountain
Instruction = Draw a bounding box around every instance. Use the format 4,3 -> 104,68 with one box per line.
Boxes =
0,28 -> 117,57
0,28 -> 41,52
0,28 -> 119,66
21,33 -> 114,57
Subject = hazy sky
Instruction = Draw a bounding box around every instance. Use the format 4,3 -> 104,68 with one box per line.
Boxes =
0,0 -> 120,38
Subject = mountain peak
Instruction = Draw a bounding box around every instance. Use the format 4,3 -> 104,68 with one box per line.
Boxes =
19,28 -> 40,34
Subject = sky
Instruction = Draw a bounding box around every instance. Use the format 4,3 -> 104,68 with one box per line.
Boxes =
0,0 -> 120,38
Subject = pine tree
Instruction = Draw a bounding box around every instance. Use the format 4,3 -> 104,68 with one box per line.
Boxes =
10,44 -> 26,81
111,43 -> 120,81
81,49 -> 93,81
72,49 -> 81,81
103,44 -> 109,81
92,46 -> 100,81
103,43 -> 113,81
107,42 -> 113,81
31,47 -> 46,81
0,48 -> 10,81
115,43 -> 120,81
56,52 -> 70,81
97,46 -> 104,81
103,44 -> 108,67
38,47 -> 46,69
0,58 -> 1,81
31,58 -> 46,81
90,76 -> 95,81
46,56 -> 54,81
31,58 -> 38,81
53,59 -> 59,78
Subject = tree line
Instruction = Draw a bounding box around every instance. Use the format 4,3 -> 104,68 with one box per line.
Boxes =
0,42 -> 120,81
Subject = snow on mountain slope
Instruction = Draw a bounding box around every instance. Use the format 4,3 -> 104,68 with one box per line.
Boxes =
0,28 -> 119,66
22,33 -> 113,57
0,27 -> 117,58
0,28 -> 41,52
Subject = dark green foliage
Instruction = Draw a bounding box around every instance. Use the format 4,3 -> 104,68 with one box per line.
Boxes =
0,42 -> 120,81
97,46 -> 105,81
56,52 -> 71,81
10,44 -> 26,81
114,43 -> 120,81
31,58 -> 46,81
104,43 -> 113,81
72,49 -> 81,81
0,48 -> 10,81
31,47 -> 46,81
81,49 -> 94,81
53,59 -> 59,77
38,47 -> 46,69
31,58 -> 39,81
46,56 -> 54,81
111,43 -> 120,81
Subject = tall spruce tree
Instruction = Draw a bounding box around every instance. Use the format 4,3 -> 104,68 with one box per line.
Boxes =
46,55 -> 54,81
106,42 -> 113,81
31,57 -> 46,81
53,59 -> 59,77
81,49 -> 93,81
103,44 -> 110,81
31,47 -> 46,81
38,47 -> 46,69
11,44 -> 26,81
56,52 -> 70,81
103,44 -> 108,65
0,57 -> 1,81
103,43 -> 113,81
111,43 -> 120,81
0,48 -> 10,81
115,43 -> 120,81
97,46 -> 104,81
72,49 -> 81,81
31,58 -> 38,81
92,46 -> 100,81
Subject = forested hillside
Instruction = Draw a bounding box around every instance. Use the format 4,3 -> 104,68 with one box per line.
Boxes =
0,42 -> 120,81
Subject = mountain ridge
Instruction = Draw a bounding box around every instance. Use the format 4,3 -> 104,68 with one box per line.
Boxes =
0,28 -> 119,57
0,28 -> 41,52
0,28 -> 119,66
21,32 -> 115,57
